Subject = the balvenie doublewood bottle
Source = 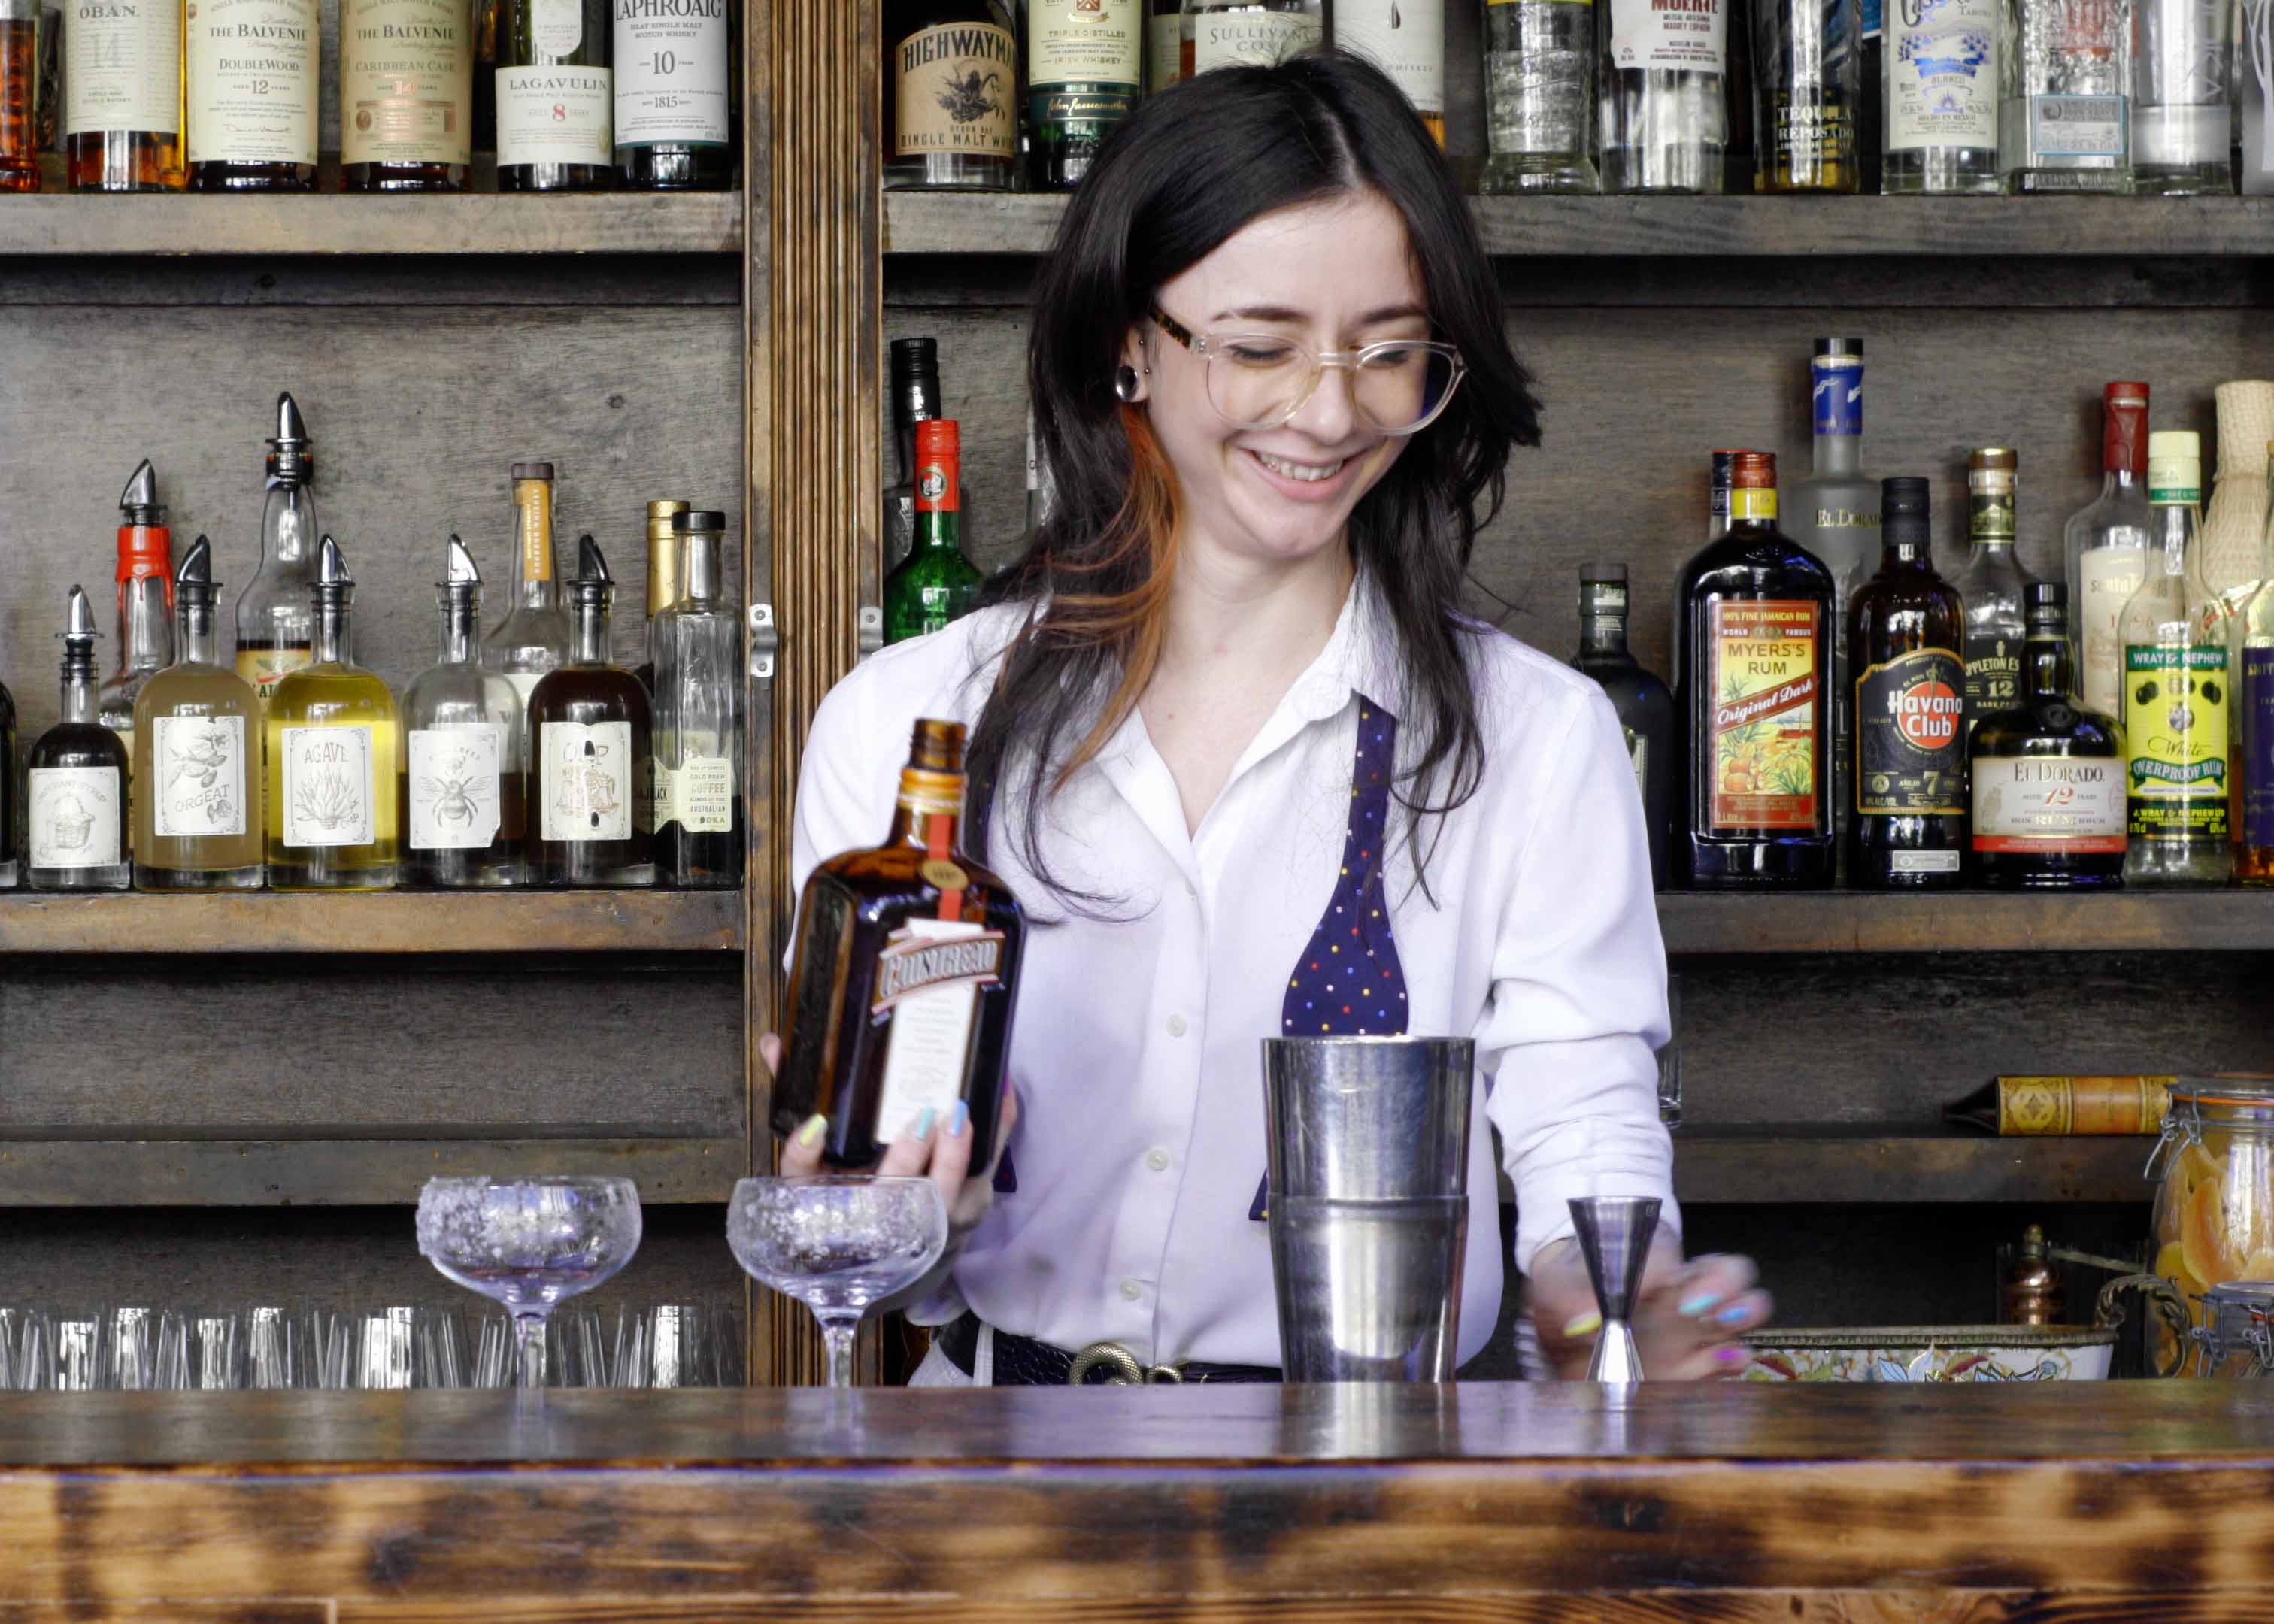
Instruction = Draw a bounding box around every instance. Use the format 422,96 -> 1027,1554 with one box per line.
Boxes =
775,718 -> 1024,1170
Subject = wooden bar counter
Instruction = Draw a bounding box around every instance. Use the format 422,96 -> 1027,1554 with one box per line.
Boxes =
4,1382 -> 2272,1620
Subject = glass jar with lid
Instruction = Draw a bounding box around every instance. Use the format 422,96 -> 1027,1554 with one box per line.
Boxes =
2142,1080 -> 2274,1374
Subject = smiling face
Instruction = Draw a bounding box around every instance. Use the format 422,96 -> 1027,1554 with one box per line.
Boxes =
1126,188 -> 1428,578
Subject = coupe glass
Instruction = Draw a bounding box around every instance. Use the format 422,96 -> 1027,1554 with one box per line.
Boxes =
416,1176 -> 643,1412
726,1176 -> 947,1389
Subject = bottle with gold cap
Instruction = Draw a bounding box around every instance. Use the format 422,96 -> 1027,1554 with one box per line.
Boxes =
484,461 -> 569,726
634,497 -> 690,696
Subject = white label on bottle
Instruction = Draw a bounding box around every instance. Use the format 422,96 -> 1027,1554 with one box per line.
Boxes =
2029,94 -> 2126,159
541,719 -> 633,842
280,724 -> 377,848
1972,755 -> 2127,850
531,0 -> 582,56
2079,546 -> 2149,717
1193,9 -> 1320,72
187,0 -> 319,166
66,0 -> 182,136
1890,850 -> 1962,873
653,753 -> 733,833
874,916 -> 987,1147
496,64 -> 614,165
29,765 -> 121,870
1148,11 -> 1182,88
341,0 -> 473,168
613,0 -> 729,147
150,714 -> 248,838
1624,729 -> 1649,802
1887,0 -> 1996,152
408,724 -> 504,850
1608,0 -> 1727,73
1329,0 -> 1442,117
1030,0 -> 1139,83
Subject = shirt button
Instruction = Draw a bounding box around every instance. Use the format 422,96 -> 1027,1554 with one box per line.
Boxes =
1120,1277 -> 1144,1302
1166,1013 -> 1188,1038
1145,1147 -> 1170,1173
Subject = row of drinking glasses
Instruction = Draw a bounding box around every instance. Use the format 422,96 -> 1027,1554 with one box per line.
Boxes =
0,1301 -> 743,1391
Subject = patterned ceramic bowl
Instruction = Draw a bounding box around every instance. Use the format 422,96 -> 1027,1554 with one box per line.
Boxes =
1740,1325 -> 2117,1383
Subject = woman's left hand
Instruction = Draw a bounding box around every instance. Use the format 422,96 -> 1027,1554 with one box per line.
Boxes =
1525,1234 -> 1772,1381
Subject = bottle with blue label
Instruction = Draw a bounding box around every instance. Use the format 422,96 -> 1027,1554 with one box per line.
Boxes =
2237,498 -> 2274,886
2000,0 -> 2133,192
1884,0 -> 2003,191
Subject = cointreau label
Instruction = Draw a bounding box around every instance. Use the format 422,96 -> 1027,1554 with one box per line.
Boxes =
1708,599 -> 1820,831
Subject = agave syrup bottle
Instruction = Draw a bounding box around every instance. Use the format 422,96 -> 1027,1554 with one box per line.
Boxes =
132,536 -> 263,890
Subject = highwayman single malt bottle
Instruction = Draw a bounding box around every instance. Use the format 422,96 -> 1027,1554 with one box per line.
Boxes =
132,536 -> 263,891
774,718 -> 1025,1170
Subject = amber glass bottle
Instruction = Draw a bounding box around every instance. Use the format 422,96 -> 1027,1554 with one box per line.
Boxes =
526,536 -> 653,886
65,0 -> 186,191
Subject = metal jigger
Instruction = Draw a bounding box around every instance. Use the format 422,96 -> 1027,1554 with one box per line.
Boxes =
1567,1195 -> 1662,1384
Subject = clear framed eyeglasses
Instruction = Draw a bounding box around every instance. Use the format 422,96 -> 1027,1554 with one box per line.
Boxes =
1148,304 -> 1466,436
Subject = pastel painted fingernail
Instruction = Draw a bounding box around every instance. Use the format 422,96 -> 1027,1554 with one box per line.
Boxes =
1561,1310 -> 1602,1340
1680,1293 -> 1721,1318
913,1107 -> 936,1141
796,1114 -> 826,1149
1717,1303 -> 1751,1328
1718,1346 -> 1749,1366
948,1101 -> 971,1137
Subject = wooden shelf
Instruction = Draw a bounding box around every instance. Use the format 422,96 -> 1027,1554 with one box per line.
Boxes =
1672,1125 -> 2152,1204
0,890 -> 743,954
0,193 -> 744,257
1655,889 -> 2274,954
887,192 -> 2274,259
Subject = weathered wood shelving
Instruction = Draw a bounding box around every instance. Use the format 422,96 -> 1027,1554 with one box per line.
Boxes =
0,890 -> 744,954
0,193 -> 744,257
1671,1126 -> 2149,1204
1656,891 -> 2274,955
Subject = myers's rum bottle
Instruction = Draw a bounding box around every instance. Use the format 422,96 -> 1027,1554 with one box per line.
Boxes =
774,719 -> 1025,1169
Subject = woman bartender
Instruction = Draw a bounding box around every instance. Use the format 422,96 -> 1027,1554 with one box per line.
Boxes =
770,51 -> 1772,1383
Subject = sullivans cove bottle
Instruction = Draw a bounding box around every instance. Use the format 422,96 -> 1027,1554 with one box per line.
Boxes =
132,536 -> 264,890
400,536 -> 528,888
27,587 -> 130,891
526,536 -> 653,886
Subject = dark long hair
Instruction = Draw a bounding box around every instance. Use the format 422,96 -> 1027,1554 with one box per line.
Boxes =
968,50 -> 1542,905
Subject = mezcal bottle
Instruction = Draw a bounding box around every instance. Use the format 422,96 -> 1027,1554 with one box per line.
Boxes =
528,537 -> 654,887
132,537 -> 263,891
401,536 -> 526,889
27,588 -> 129,892
1599,0 -> 1730,191
266,536 -> 400,891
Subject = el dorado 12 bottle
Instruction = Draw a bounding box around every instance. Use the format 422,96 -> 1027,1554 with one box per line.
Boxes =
774,718 -> 1025,1170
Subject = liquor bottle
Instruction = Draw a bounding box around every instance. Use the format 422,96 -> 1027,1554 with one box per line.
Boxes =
650,510 -> 741,889
1751,0 -> 1863,190
27,588 -> 129,892
884,338 -> 954,572
484,461 -> 571,727
236,392 -> 317,708
884,0 -> 1018,191
614,0 -> 731,189
1969,581 -> 2126,889
1952,447 -> 2037,717
1026,0 -> 1139,189
1707,447 -> 1745,540
64,0 -> 185,191
340,0 -> 475,192
496,0 -> 614,191
1478,0 -> 1599,193
528,537 -> 653,887
1857,0 -> 1880,190
1675,449 -> 1836,887
186,0 -> 318,191
1147,0 -> 1181,90
1598,0 -> 1729,192
1025,404 -> 1056,532
2199,380 -> 2274,619
265,536 -> 401,892
1181,0 -> 1322,75
2237,508 -> 2274,886
0,0 -> 41,192
2063,382 -> 2153,720
1850,476 -> 1966,888
96,459 -> 177,762
2121,430 -> 2234,886
1572,563 -> 1675,889
1786,340 -> 1878,860
2133,0 -> 2232,194
884,419 -> 985,646
1880,0 -> 2000,192
0,651 -> 16,886
633,497 -> 690,695
2000,0 -> 2133,192
401,536 -> 527,889
773,717 -> 1026,1170
131,536 -> 262,892
1326,0 -> 1445,143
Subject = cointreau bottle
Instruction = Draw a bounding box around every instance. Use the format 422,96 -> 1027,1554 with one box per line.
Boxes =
773,718 -> 1025,1169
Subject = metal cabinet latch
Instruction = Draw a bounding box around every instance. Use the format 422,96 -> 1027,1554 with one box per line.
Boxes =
749,604 -> 778,681
857,606 -> 884,660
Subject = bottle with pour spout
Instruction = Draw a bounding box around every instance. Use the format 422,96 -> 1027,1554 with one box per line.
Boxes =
132,537 -> 263,891
96,458 -> 176,765
401,536 -> 527,888
236,392 -> 319,707
29,587 -> 129,892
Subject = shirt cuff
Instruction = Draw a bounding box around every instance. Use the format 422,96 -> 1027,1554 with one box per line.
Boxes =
1509,1123 -> 1681,1279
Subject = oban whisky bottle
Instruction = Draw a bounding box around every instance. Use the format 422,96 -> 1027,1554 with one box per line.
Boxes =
884,0 -> 1018,190
65,0 -> 186,190
1849,476 -> 1967,889
527,536 -> 654,886
1676,450 -> 1836,886
1026,0 -> 1139,189
237,392 -> 318,707
266,536 -> 402,891
401,536 -> 527,888
613,0 -> 731,188
633,497 -> 690,695
650,509 -> 742,889
775,718 -> 1026,1170
186,0 -> 320,190
96,459 -> 177,765
883,419 -> 984,645
1967,582 -> 2125,889
27,588 -> 129,892
341,0 -> 475,192
1572,563 -> 1675,889
485,461 -> 570,727
496,0 -> 614,191
132,536 -> 263,891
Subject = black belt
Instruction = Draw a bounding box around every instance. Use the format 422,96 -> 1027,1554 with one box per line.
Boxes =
936,1311 -> 1281,1386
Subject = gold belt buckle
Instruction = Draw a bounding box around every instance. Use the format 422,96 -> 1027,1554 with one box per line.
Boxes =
1068,1341 -> 1187,1386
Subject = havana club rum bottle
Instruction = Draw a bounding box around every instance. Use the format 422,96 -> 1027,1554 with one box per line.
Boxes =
773,718 -> 1025,1169
1676,449 -> 1836,886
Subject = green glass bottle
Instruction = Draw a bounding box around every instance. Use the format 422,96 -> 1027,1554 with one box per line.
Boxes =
884,417 -> 983,645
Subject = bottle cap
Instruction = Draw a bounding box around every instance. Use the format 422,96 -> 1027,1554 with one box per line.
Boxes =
1812,338 -> 1864,359
2028,581 -> 2067,611
117,458 -> 163,526
176,534 -> 218,597
511,461 -> 556,483
568,534 -> 615,605
907,717 -> 966,774
1580,562 -> 1628,583
1969,446 -> 2017,471
442,534 -> 481,589
1881,475 -> 1931,517
915,419 -> 960,459
646,498 -> 690,535
2148,431 -> 2203,502
891,337 -> 940,382
315,534 -> 353,590
672,510 -> 729,533
1730,450 -> 1777,489
2104,385 -> 2151,474
266,392 -> 314,483
61,583 -> 96,644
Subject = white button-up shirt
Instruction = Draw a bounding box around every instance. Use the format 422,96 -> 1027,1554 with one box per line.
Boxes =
789,578 -> 1678,1368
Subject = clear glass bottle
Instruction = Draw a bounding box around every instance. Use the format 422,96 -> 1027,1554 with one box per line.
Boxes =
1329,0 -> 1445,141
265,536 -> 401,892
2240,0 -> 2274,192
1182,0 -> 1323,74
131,536 -> 262,891
484,461 -> 571,731
1882,0 -> 2004,190
633,497 -> 690,696
1952,447 -> 2038,717
401,536 -> 527,889
2238,484 -> 2274,884
27,588 -> 129,892
1599,0 -> 1730,190
2135,0 -> 2233,190
651,511 -> 743,889
0,651 -> 17,886
2065,381 -> 2154,720
1481,0 -> 1601,192
2121,431 -> 2234,886
96,459 -> 176,765
885,0 -> 1018,190
1148,0 -> 1184,91
235,392 -> 317,708
2000,0 -> 2134,192
1752,0 -> 1864,189
527,538 -> 654,887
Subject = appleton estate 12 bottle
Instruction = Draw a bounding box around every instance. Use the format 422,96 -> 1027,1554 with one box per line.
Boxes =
774,718 -> 1024,1169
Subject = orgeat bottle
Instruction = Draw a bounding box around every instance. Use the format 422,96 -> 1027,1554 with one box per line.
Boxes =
527,536 -> 654,887
132,536 -> 264,891
27,587 -> 129,892
96,459 -> 177,762
401,536 -> 527,889
236,392 -> 319,707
